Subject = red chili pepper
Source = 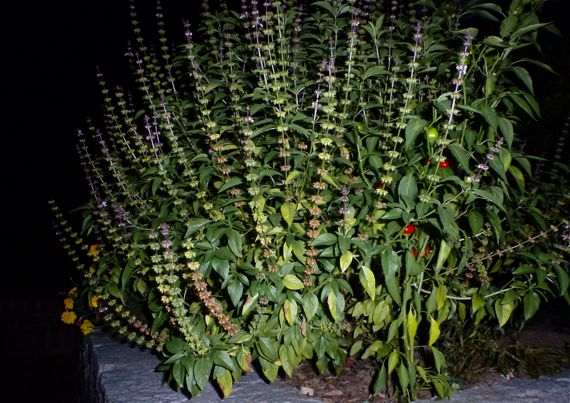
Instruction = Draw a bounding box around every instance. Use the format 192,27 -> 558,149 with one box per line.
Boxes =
412,245 -> 432,258
403,224 -> 416,235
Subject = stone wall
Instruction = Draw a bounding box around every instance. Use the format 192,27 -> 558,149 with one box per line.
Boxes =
81,328 -> 322,403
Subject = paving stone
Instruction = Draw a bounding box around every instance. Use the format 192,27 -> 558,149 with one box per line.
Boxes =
413,370 -> 570,403
85,329 -> 322,403
84,329 -> 570,403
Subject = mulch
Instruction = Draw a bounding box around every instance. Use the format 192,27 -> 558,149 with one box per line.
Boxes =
283,317 -> 570,403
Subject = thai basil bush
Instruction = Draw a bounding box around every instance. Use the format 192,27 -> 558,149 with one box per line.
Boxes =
54,0 -> 569,400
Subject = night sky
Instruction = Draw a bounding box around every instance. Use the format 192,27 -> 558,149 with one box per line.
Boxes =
0,1 -> 568,297
0,1 -> 202,296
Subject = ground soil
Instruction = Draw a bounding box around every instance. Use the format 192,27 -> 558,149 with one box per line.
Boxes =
283,306 -> 570,403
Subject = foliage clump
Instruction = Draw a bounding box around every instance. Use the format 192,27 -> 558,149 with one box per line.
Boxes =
54,0 -> 569,400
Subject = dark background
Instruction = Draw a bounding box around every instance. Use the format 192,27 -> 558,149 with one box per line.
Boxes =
0,2 -> 203,401
1,1 -> 204,297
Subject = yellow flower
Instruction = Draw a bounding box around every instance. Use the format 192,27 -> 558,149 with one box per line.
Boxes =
61,311 -> 77,325
90,295 -> 102,308
87,244 -> 101,259
89,266 -> 96,274
69,287 -> 78,298
80,319 -> 94,335
63,298 -> 74,310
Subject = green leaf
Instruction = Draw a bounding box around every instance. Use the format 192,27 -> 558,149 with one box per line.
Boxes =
428,316 -> 440,346
227,279 -> 244,307
500,14 -> 517,37
280,202 -> 297,227
227,229 -> 243,257
213,366 -> 233,397
398,174 -> 417,208
404,118 -> 427,150
472,292 -> 485,314
435,240 -> 452,272
387,351 -> 399,374
185,218 -> 211,236
121,261 -> 135,293
484,35 -> 508,47
479,105 -> 499,130
438,206 -> 460,241
509,93 -> 538,120
381,249 -> 399,277
302,292 -> 319,320
350,340 -> 363,357
512,22 -> 551,39
279,345 -> 294,378
151,177 -> 162,195
495,299 -> 514,327
458,302 -> 467,321
338,235 -> 351,254
242,293 -> 259,317
555,266 -> 569,296
417,365 -> 428,382
398,363 -> 410,392
134,278 -> 147,295
405,250 -> 422,277
372,364 -> 388,393
369,154 -> 383,169
498,117 -> 514,148
359,266 -> 376,301
321,173 -> 340,189
487,208 -> 503,244
212,350 -> 236,372
312,1 -> 335,16
311,232 -> 338,247
166,338 -> 187,355
524,93 -> 541,118
470,188 -> 505,210
340,250 -> 353,273
283,274 -> 304,290
407,309 -> 419,345
335,292 -> 346,321
470,2 -> 503,14
327,291 -> 337,321
214,247 -> 235,261
236,346 -> 251,372
259,356 -> 279,382
468,211 -> 484,235
511,66 -> 534,94
172,360 -> 185,388
284,299 -> 298,325
362,340 -> 382,359
211,257 -> 230,280
466,9 -> 500,22
292,240 -> 306,264
516,57 -> 556,75
364,66 -> 391,79
258,337 -> 279,362
287,122 -> 312,139
431,346 -> 446,373
381,208 -> 403,220
523,291 -> 540,321
219,177 -> 242,193
381,250 -> 401,305
285,170 -> 302,185
448,143 -> 471,171
193,358 -> 213,391
436,285 -> 447,310
508,165 -> 525,192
